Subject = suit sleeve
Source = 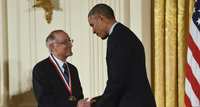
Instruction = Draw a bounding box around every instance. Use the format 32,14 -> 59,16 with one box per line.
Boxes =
96,33 -> 132,107
32,65 -> 78,107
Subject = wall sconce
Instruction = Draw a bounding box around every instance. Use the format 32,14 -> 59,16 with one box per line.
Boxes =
33,0 -> 54,24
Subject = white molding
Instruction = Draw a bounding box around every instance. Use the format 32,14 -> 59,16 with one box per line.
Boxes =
0,0 -> 9,106
30,0 -> 37,68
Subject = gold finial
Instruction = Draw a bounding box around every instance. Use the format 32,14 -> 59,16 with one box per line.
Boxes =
33,0 -> 54,24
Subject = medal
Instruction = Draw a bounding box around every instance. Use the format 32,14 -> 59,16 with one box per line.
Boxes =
69,95 -> 77,101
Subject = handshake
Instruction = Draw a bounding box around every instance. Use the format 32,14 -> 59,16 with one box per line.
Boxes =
77,95 -> 101,107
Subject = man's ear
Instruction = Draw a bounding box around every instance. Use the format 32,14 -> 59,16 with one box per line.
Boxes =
49,44 -> 56,52
99,14 -> 104,22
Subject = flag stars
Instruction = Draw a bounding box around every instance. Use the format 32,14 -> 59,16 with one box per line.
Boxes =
196,18 -> 200,25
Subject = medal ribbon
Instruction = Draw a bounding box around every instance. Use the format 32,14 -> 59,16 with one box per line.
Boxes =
49,53 -> 72,94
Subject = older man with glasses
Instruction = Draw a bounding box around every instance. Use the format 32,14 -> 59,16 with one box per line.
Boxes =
32,30 -> 91,107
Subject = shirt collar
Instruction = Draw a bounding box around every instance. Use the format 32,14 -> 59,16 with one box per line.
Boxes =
109,22 -> 119,35
52,54 -> 66,72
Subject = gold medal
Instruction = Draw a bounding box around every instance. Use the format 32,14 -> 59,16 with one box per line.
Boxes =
69,95 -> 77,101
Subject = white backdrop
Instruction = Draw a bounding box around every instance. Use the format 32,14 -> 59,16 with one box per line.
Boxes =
0,0 -> 151,107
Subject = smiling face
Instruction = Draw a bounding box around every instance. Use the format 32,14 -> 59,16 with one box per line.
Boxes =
88,15 -> 109,40
50,31 -> 73,62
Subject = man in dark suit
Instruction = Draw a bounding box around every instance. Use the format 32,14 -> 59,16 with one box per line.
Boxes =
32,30 -> 91,107
88,4 -> 156,107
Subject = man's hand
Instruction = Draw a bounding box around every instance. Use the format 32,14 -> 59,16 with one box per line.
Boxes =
90,95 -> 101,107
77,98 -> 91,107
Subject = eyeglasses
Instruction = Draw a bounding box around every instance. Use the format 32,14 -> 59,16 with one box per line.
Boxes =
53,39 -> 74,45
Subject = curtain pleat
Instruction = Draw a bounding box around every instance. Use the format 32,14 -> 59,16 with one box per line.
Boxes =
165,0 -> 177,106
154,0 -> 165,106
177,0 -> 187,106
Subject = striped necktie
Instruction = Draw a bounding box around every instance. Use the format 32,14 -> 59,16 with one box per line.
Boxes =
63,63 -> 69,81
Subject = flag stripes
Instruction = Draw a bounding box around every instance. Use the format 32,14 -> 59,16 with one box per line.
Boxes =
190,21 -> 200,50
185,0 -> 200,106
185,78 -> 199,106
186,62 -> 200,100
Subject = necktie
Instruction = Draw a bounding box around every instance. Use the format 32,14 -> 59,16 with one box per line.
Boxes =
63,63 -> 69,81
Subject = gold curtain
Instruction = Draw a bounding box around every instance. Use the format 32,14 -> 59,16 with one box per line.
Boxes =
152,0 -> 195,107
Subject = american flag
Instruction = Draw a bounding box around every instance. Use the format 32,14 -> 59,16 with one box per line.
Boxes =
185,0 -> 200,106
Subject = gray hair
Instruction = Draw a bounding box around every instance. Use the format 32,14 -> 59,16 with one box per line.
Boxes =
88,3 -> 115,20
46,30 -> 64,52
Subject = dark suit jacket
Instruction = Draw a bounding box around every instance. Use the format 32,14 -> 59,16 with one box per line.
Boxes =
33,57 -> 83,107
96,23 -> 156,107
